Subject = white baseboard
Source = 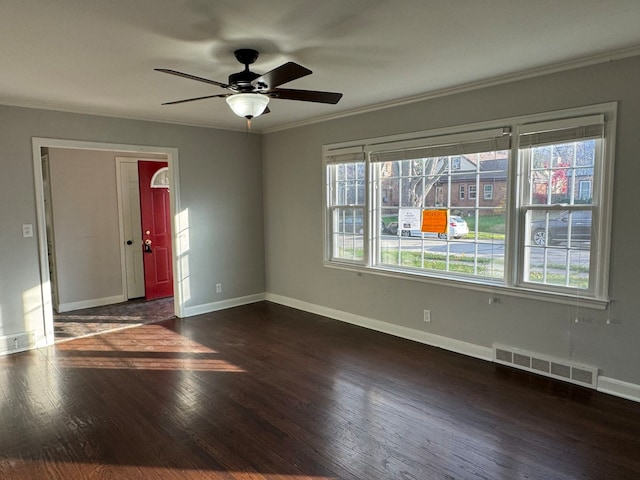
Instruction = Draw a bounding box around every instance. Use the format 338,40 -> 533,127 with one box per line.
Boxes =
265,293 -> 640,404
57,294 -> 126,313
597,376 -> 640,403
265,293 -> 493,362
183,293 -> 266,318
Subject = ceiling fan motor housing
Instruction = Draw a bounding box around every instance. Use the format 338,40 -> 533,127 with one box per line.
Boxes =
228,70 -> 261,91
229,49 -> 263,91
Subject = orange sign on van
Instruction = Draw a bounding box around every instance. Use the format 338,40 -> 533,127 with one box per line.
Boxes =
421,209 -> 448,234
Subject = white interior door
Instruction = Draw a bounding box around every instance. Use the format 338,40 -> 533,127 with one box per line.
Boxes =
117,159 -> 145,299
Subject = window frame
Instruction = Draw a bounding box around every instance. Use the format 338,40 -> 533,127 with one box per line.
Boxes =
435,185 -> 443,206
324,147 -> 368,266
515,113 -> 607,299
483,184 -> 494,200
578,180 -> 592,201
323,103 -> 616,309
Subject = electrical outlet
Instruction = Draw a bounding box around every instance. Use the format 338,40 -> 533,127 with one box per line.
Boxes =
215,283 -> 222,294
423,309 -> 431,323
22,224 -> 33,238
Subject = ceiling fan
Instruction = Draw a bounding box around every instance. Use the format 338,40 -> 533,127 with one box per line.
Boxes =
156,49 -> 343,122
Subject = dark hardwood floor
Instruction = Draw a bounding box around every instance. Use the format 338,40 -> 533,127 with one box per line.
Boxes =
1,301 -> 639,479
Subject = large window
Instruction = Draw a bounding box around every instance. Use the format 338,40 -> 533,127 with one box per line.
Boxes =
324,105 -> 615,306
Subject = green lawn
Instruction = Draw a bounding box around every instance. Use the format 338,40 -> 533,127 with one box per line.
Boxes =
380,249 -> 503,277
463,214 -> 505,240
527,271 -> 589,289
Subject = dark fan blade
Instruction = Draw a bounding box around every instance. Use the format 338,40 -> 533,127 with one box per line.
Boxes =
162,94 -> 229,105
155,69 -> 229,89
270,88 -> 343,104
252,62 -> 312,89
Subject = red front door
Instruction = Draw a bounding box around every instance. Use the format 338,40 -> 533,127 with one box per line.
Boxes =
138,161 -> 174,300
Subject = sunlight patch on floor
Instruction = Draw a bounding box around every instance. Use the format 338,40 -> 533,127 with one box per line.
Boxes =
55,355 -> 245,372
55,324 -> 245,372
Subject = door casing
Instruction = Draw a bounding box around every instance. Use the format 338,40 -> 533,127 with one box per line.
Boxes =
32,138 -> 183,347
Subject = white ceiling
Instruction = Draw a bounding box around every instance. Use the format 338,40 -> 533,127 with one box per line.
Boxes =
2,0 -> 640,133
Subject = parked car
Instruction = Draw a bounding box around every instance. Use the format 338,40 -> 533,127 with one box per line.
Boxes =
385,215 -> 469,239
382,221 -> 398,235
530,211 -> 592,246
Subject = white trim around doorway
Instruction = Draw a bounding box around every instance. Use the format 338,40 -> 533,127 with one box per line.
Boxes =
31,137 -> 184,347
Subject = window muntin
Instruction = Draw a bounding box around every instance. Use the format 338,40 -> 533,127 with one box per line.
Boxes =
324,106 -> 614,305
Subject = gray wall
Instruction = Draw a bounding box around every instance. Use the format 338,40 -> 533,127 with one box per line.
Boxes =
48,148 -> 124,307
262,55 -> 640,386
0,106 -> 264,341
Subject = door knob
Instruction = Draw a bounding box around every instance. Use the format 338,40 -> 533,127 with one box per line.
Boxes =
126,240 -> 133,245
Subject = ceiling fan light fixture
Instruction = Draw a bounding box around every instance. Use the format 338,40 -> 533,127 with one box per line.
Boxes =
225,93 -> 269,119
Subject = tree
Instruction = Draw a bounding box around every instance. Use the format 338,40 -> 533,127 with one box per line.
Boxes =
400,158 -> 447,207
531,160 -> 569,204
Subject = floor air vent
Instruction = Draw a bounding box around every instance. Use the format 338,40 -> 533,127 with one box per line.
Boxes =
493,344 -> 598,389
0,331 -> 36,355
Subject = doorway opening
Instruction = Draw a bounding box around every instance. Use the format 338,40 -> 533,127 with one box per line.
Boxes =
117,158 -> 174,302
32,138 -> 184,345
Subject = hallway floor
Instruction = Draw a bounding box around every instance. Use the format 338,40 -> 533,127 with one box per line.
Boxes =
54,297 -> 175,341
